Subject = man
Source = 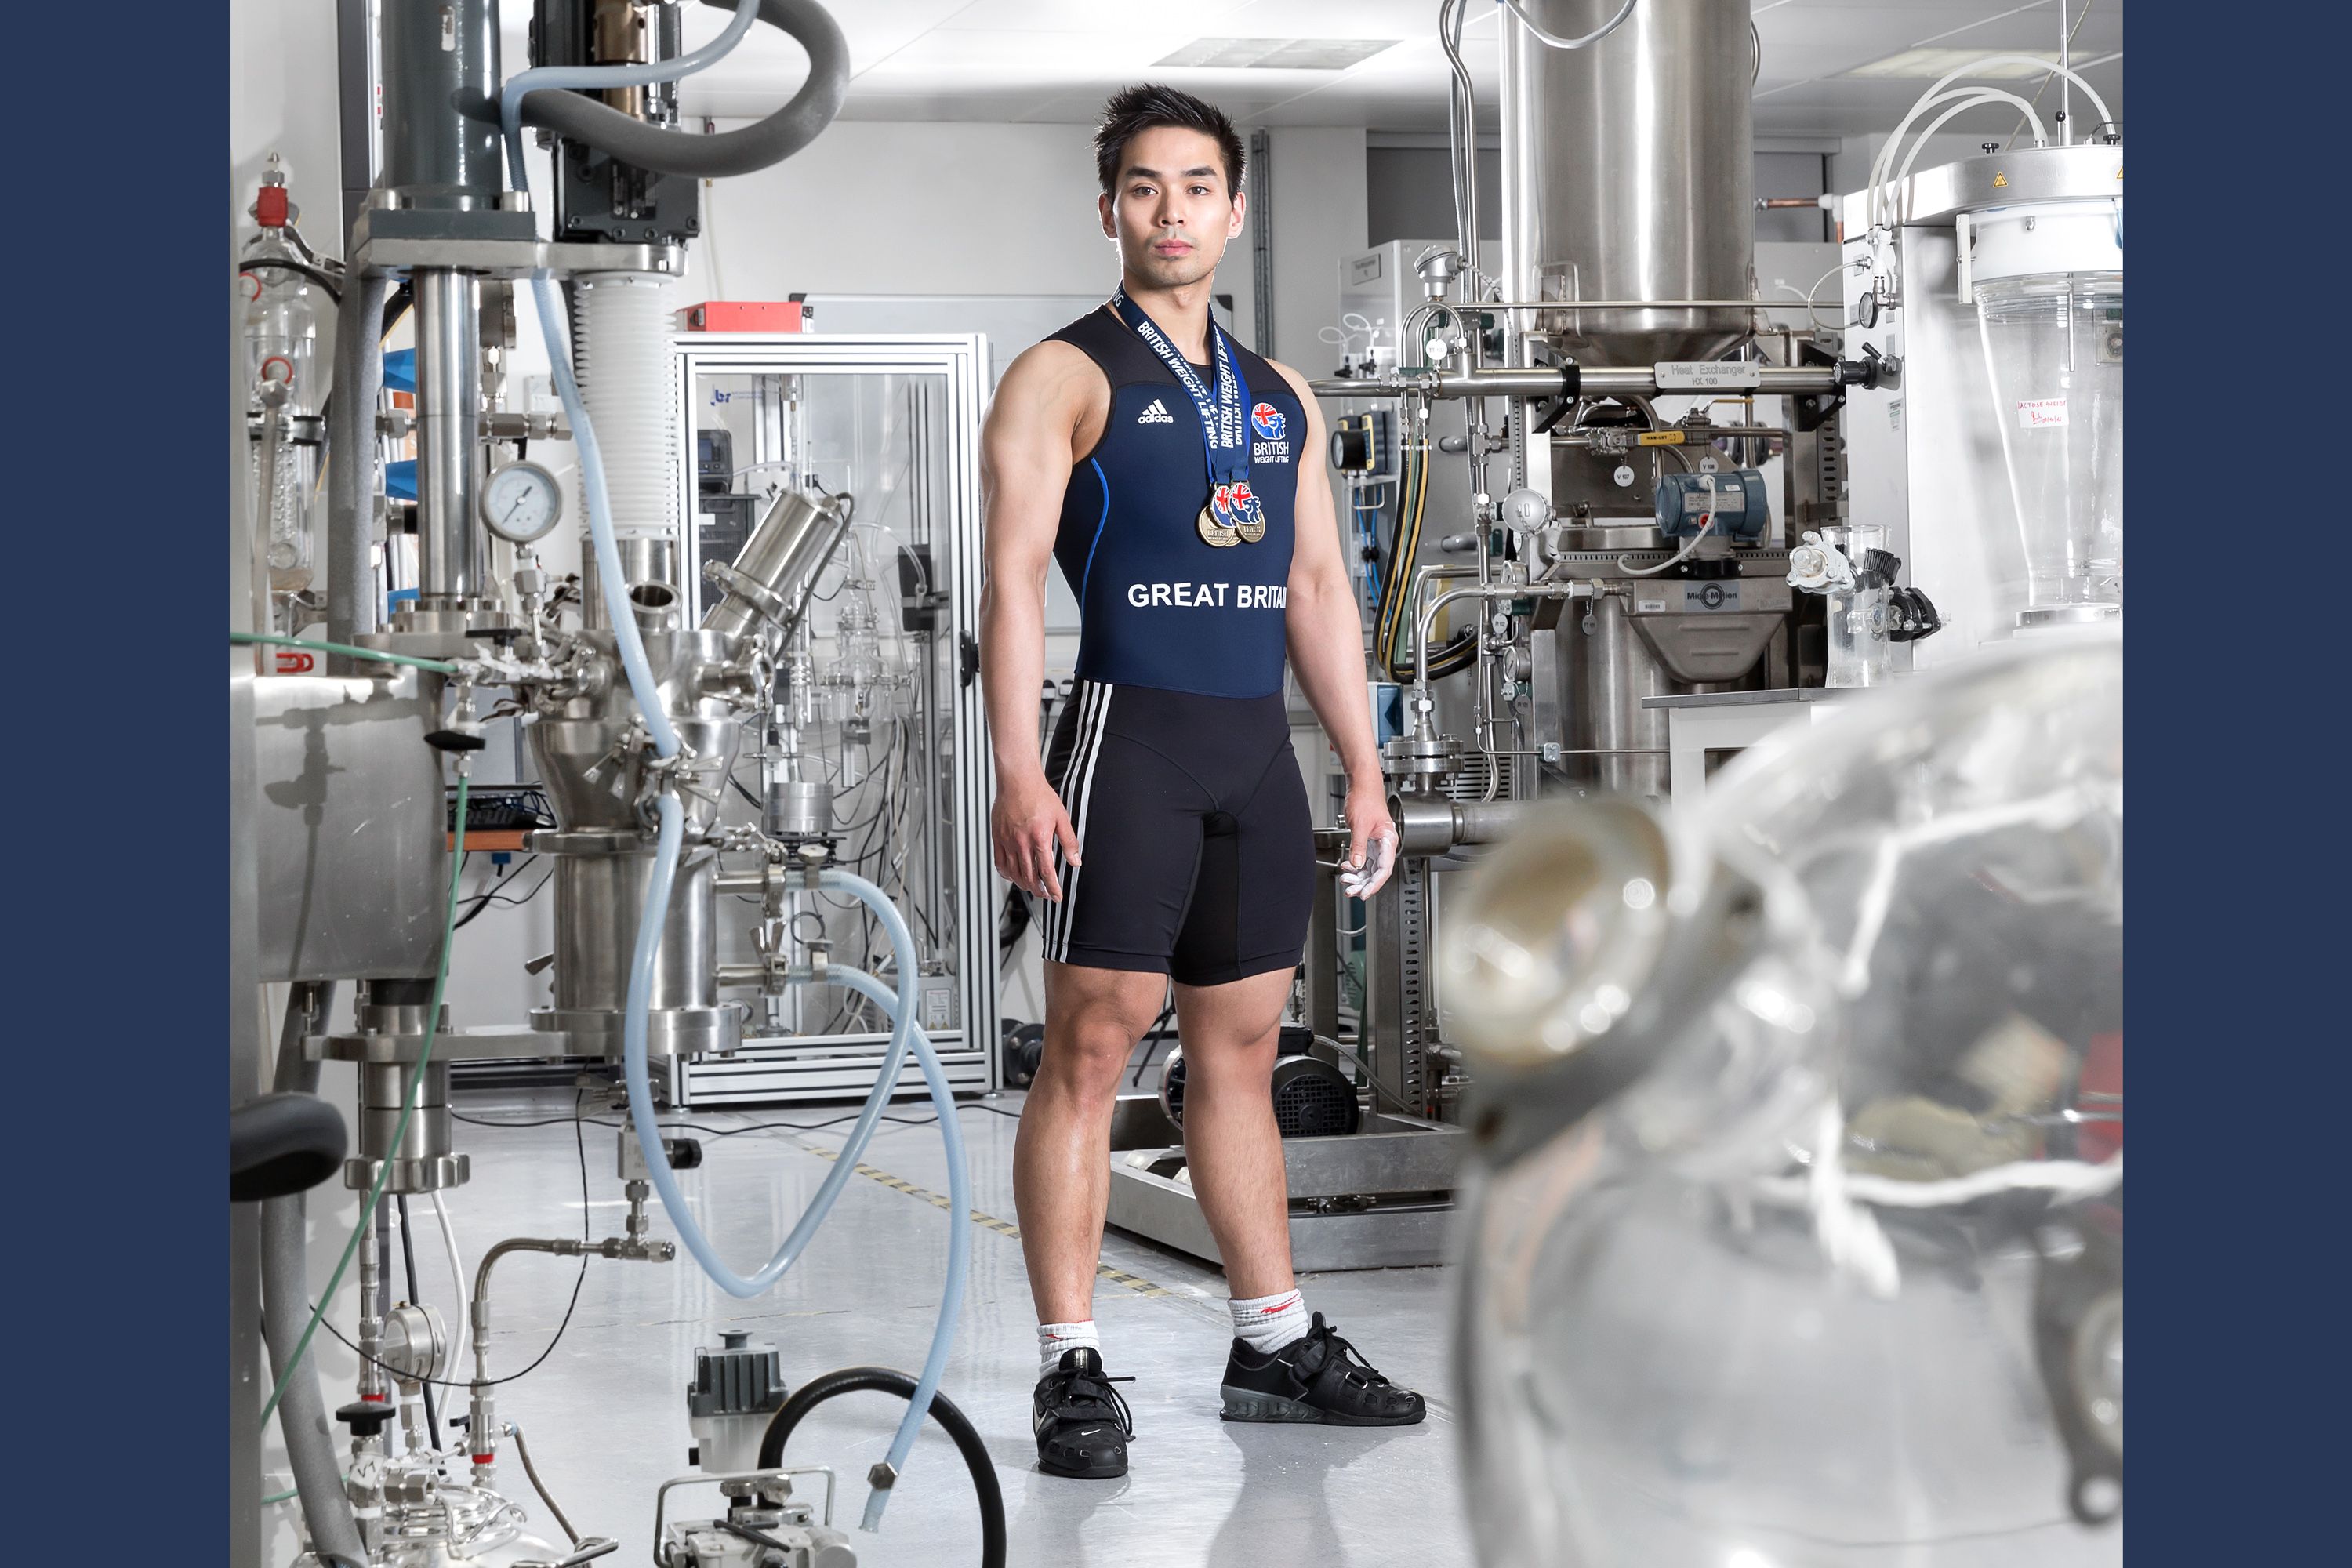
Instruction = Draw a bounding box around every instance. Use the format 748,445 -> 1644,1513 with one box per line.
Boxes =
978,83 -> 1420,1482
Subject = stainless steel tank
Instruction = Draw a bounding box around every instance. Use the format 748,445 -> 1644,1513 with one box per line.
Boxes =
528,630 -> 750,1058
1499,0 -> 1756,365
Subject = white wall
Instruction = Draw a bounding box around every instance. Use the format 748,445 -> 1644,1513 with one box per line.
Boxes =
1264,126 -> 1369,372
680,118 -> 1370,372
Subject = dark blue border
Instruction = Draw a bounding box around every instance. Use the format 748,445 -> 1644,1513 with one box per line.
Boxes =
22,0 -> 217,1551
2132,9 -> 2330,1564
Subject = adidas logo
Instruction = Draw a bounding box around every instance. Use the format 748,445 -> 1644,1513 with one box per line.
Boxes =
1137,398 -> 1175,424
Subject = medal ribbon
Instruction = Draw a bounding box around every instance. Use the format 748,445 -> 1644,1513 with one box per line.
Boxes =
1112,287 -> 1254,492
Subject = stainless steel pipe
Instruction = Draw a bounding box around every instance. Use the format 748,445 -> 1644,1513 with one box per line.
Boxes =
701,488 -> 851,641
413,269 -> 482,608
1390,794 -> 1539,856
1308,365 -> 1842,400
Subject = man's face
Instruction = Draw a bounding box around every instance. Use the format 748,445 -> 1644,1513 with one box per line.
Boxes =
1099,125 -> 1244,291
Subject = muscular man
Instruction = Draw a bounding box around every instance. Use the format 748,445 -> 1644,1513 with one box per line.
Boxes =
979,84 -> 1421,1481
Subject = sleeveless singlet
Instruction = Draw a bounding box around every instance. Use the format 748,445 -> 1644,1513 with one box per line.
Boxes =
1044,307 -> 1307,700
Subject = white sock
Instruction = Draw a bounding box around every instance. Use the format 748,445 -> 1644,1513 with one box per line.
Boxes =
1038,1320 -> 1101,1377
1229,1289 -> 1312,1356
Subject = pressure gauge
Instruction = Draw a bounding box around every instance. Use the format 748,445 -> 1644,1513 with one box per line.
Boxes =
479,459 -> 564,544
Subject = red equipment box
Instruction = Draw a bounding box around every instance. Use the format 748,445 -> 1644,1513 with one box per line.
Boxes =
683,299 -> 808,332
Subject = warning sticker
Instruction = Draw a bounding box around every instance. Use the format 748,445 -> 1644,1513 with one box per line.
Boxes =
2016,397 -> 2069,430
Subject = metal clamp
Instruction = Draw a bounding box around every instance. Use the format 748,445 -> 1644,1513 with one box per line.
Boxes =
652,1468 -> 837,1566
514,1540 -> 619,1568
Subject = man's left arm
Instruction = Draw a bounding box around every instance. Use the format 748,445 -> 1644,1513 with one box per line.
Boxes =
1272,362 -> 1396,898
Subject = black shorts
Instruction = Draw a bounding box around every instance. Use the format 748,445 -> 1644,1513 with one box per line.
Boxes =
1034,681 -> 1313,987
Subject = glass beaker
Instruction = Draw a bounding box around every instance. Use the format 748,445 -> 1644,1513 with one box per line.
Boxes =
1823,524 -> 1891,688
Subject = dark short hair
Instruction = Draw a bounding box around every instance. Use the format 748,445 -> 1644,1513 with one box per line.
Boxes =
1093,83 -> 1245,198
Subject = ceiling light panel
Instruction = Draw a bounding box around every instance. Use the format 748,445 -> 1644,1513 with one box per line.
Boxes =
1845,48 -> 2061,81
1156,38 -> 1399,71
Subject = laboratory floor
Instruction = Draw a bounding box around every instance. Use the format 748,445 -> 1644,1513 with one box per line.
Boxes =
406,1080 -> 1476,1568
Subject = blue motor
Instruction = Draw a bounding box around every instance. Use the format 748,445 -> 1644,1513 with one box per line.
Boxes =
1654,468 -> 1769,540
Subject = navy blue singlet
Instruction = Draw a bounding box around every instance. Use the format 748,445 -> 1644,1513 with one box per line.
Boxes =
1046,306 -> 1306,700
1025,305 -> 1315,985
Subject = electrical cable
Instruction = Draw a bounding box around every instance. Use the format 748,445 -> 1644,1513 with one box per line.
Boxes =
240,256 -> 343,304
1319,1034 -> 1426,1119
452,859 -> 556,930
1619,474 -> 1717,576
393,1195 -> 444,1450
757,1368 -> 1005,1568
260,772 -> 469,1428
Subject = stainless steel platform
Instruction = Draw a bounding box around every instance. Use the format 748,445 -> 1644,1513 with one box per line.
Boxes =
1105,1111 -> 1470,1273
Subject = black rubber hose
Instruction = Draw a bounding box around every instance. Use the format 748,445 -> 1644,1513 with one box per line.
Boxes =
517,0 -> 848,178
757,1367 -> 1005,1568
238,256 -> 343,305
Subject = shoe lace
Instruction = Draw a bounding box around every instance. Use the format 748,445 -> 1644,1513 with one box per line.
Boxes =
1047,1365 -> 1137,1436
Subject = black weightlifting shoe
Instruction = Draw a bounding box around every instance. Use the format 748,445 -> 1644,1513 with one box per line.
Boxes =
1219,1312 -> 1426,1426
1033,1347 -> 1136,1479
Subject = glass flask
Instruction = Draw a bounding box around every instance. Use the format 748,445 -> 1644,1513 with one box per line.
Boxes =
242,241 -> 325,597
1977,272 -> 2123,626
1445,630 -> 2123,1568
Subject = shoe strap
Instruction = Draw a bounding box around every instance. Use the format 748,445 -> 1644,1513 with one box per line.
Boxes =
1047,1369 -> 1137,1435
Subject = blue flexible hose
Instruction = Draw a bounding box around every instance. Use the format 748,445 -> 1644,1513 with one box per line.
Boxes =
495,8 -> 964,1525
618,812 -> 923,1298
616,814 -> 964,1530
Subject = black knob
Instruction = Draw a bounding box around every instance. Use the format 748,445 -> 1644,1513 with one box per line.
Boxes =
666,1136 -> 704,1171
336,1399 -> 397,1439
425,729 -> 488,753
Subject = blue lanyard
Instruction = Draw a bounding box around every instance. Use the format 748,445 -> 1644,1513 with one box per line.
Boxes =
1111,288 -> 1253,489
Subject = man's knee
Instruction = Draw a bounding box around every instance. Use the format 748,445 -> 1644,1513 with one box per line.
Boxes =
1037,1013 -> 1149,1098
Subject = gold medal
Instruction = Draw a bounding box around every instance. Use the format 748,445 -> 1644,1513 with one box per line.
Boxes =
1197,503 -> 1240,547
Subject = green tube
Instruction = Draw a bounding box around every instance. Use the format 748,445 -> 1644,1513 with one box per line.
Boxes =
231,630 -> 459,677
259,772 -> 470,1428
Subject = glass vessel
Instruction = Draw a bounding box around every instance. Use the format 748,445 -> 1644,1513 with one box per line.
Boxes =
1977,270 -> 2123,626
1821,524 -> 1892,688
1446,632 -> 2123,1568
242,242 -> 325,600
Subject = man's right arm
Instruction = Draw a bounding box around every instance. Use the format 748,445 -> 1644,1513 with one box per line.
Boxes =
978,343 -> 1094,902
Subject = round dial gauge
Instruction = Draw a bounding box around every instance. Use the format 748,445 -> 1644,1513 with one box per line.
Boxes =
479,459 -> 564,544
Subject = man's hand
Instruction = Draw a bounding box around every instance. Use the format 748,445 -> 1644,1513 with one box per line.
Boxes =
1339,779 -> 1398,902
994,771 -> 1082,901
